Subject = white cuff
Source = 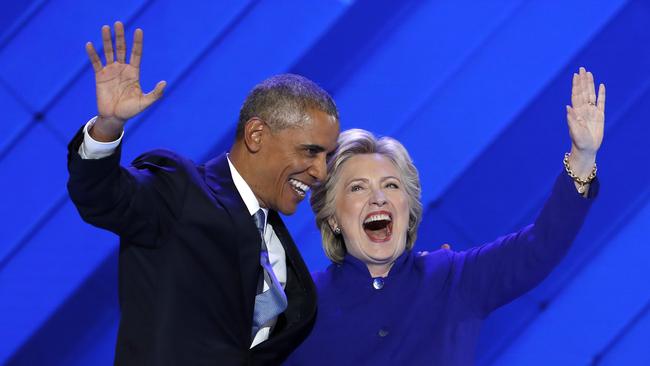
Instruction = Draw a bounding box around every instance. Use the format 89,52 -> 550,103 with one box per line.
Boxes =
78,116 -> 124,159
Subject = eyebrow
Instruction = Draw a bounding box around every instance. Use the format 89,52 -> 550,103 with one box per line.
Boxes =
301,144 -> 327,153
344,176 -> 402,186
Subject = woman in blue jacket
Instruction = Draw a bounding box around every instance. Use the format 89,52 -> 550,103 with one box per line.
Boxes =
285,67 -> 604,365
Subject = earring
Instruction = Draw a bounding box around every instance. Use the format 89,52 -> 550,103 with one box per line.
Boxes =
333,227 -> 341,235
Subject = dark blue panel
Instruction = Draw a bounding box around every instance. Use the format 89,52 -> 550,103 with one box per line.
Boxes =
0,0 -> 39,44
600,301 -> 650,366
0,124 -> 65,264
0,0 -> 148,111
0,82 -> 32,157
290,0 -> 422,94
0,200 -> 118,363
6,250 -> 119,366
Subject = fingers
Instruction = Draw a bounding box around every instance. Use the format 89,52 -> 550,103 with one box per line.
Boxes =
572,67 -> 599,108
85,42 -> 102,73
142,80 -> 167,107
115,21 -> 126,63
571,73 -> 580,107
597,83 -> 606,114
586,71 -> 596,104
130,28 -> 143,68
101,25 -> 114,65
579,67 -> 590,105
566,105 -> 578,125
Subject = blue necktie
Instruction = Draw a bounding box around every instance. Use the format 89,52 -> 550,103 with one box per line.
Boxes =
251,209 -> 288,338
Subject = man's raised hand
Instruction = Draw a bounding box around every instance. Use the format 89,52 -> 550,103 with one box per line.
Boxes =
85,21 -> 166,141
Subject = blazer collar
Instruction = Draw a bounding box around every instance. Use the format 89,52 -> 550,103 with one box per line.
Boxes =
204,153 -> 261,333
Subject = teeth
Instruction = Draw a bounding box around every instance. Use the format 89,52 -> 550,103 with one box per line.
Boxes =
364,214 -> 392,224
289,178 -> 310,194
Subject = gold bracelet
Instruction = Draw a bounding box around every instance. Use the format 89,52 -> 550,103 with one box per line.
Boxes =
563,152 -> 597,194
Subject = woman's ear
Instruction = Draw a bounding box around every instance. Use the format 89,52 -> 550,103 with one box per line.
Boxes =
327,216 -> 341,234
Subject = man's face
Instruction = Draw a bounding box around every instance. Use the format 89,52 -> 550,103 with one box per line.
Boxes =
254,109 -> 339,215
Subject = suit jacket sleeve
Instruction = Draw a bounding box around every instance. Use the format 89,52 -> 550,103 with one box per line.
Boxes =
451,171 -> 599,317
67,126 -> 189,247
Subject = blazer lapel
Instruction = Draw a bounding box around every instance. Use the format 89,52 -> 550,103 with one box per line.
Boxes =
203,153 -> 261,335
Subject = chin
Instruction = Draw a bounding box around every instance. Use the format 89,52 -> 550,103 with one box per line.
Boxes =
277,201 -> 299,215
366,248 -> 398,262
279,207 -> 297,215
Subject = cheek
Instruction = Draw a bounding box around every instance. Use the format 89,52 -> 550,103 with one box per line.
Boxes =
396,197 -> 411,227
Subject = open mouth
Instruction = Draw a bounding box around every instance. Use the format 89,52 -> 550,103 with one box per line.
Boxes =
363,211 -> 393,242
289,178 -> 310,198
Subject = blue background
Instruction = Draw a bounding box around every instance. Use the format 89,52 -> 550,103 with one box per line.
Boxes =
1,0 -> 649,365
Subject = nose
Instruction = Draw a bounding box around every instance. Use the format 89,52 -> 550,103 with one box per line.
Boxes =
308,154 -> 328,182
371,188 -> 387,206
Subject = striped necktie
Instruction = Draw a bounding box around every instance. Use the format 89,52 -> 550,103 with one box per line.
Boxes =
251,209 -> 288,338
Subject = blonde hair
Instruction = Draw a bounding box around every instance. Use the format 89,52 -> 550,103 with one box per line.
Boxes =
310,129 -> 423,263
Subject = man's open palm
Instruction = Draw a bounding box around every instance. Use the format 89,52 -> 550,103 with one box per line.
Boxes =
86,21 -> 166,132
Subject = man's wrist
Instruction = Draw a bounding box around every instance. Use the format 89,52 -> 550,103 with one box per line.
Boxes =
79,117 -> 123,159
89,115 -> 125,142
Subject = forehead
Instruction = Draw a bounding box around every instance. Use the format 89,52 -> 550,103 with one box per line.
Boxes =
281,109 -> 339,150
339,153 -> 400,181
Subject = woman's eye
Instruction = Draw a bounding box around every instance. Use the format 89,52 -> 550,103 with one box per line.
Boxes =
386,182 -> 399,189
350,185 -> 363,192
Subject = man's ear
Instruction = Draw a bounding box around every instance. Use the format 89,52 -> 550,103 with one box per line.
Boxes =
243,118 -> 265,153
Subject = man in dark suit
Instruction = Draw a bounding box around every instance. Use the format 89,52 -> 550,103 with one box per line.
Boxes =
67,21 -> 339,365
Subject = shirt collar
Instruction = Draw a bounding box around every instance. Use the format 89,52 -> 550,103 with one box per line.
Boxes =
227,155 -> 268,224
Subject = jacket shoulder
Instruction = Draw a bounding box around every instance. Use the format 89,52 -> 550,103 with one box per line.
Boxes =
131,149 -> 196,169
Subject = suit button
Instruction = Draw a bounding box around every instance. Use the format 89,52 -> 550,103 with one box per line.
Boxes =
378,328 -> 389,337
372,278 -> 384,290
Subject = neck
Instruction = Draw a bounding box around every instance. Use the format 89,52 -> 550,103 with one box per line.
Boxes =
367,262 -> 393,278
229,142 -> 264,206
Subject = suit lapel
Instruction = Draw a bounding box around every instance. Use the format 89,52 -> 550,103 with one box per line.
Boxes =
203,153 -> 261,335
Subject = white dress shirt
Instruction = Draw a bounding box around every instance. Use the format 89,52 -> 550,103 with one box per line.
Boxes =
79,117 -> 287,348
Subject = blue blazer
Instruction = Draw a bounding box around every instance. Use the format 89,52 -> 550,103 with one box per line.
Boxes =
67,128 -> 317,365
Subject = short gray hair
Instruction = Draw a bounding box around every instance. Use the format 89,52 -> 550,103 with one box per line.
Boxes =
310,129 -> 423,263
236,74 -> 339,138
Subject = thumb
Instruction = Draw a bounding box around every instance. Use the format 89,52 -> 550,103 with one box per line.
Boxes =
142,80 -> 167,107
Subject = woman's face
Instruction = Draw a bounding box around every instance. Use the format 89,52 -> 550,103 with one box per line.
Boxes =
329,153 -> 410,277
